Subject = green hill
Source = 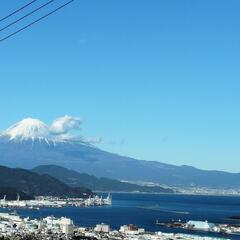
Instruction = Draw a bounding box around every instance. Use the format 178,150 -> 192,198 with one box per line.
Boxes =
0,166 -> 92,198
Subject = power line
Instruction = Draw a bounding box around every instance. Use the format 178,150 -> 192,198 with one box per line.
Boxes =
0,0 -> 55,32
0,0 -> 38,22
0,0 -> 75,43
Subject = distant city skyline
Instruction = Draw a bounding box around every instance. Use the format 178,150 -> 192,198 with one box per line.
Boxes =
1,0 -> 240,172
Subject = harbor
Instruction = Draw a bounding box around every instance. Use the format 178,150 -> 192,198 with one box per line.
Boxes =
0,193 -> 112,209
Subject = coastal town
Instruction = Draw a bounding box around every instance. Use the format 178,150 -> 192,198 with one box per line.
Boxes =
0,211 -> 233,240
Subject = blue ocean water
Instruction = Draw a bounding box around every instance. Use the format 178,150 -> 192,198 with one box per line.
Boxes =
2,193 -> 240,239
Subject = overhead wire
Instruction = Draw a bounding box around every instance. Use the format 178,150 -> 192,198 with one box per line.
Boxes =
0,0 -> 75,43
0,0 -> 38,22
0,0 -> 55,32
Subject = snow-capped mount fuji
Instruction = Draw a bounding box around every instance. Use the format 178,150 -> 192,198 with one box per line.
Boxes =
1,118 -> 50,143
0,118 -> 84,145
1,118 -> 240,189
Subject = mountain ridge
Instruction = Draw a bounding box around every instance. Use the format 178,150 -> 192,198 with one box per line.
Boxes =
0,118 -> 240,189
32,165 -> 174,193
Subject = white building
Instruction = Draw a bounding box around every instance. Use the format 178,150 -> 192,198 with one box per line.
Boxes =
42,216 -> 74,234
62,223 -> 73,235
94,223 -> 110,233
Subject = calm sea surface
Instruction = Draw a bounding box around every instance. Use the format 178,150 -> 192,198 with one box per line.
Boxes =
2,193 -> 240,239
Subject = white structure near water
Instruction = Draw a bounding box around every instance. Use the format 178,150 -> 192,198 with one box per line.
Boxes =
186,220 -> 215,231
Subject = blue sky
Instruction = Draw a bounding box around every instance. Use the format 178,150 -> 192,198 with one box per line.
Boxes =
0,0 -> 240,172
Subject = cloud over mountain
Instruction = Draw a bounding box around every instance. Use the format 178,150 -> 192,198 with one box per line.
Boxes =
50,115 -> 82,135
0,116 -> 100,145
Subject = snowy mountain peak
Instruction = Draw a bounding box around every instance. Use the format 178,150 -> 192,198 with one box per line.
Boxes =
1,118 -> 50,142
0,117 -> 97,146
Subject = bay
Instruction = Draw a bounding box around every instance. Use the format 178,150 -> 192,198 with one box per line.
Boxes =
2,193 -> 240,239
